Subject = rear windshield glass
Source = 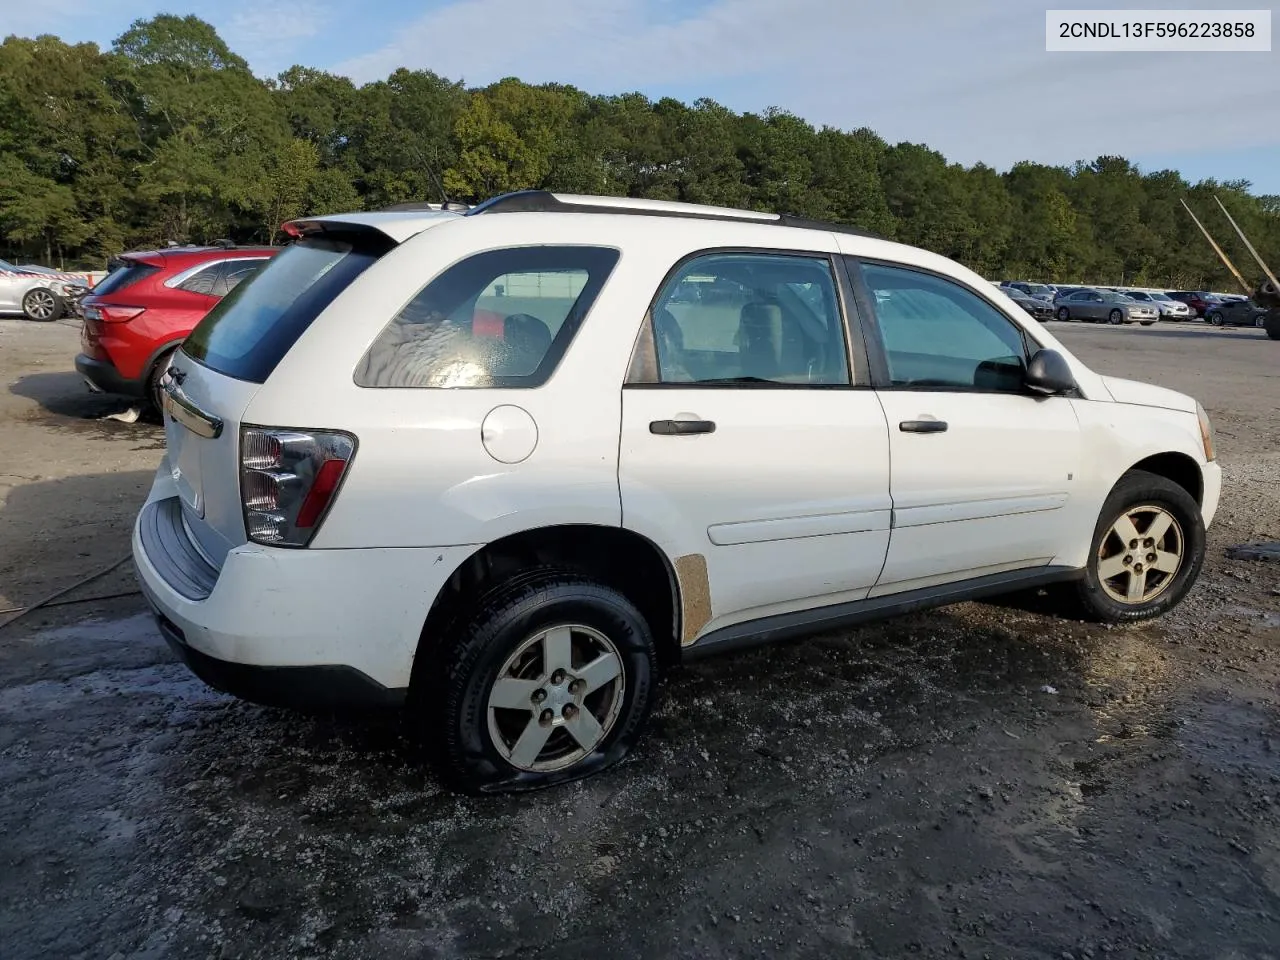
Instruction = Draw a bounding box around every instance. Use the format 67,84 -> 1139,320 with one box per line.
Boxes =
183,236 -> 390,384
92,261 -> 160,296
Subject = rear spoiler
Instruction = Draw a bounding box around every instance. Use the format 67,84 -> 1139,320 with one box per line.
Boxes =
282,210 -> 462,245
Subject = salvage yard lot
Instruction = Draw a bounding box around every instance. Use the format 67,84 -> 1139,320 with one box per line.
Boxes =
1,317 -> 1278,960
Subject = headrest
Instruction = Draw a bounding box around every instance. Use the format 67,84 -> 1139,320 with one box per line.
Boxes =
653,306 -> 683,348
738,301 -> 784,364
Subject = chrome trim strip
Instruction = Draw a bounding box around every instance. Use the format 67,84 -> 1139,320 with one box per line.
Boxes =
162,375 -> 223,439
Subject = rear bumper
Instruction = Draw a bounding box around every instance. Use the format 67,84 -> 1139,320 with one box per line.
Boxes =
150,602 -> 404,710
75,352 -> 145,397
132,463 -> 478,706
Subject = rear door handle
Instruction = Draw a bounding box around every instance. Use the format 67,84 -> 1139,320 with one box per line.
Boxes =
650,419 -> 716,436
899,419 -> 948,434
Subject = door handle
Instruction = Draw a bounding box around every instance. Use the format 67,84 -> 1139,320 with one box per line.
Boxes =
899,419 -> 948,434
650,419 -> 716,436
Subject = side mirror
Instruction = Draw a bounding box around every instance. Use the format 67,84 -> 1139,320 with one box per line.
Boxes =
1025,349 -> 1076,396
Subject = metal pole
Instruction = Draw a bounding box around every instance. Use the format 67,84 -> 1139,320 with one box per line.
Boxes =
1213,195 -> 1280,294
1180,199 -> 1252,294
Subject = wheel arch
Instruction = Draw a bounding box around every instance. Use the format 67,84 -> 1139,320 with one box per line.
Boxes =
1120,451 -> 1204,506
409,523 -> 685,693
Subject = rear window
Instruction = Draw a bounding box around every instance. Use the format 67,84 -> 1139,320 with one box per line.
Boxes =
92,260 -> 160,296
355,245 -> 619,389
183,236 -> 391,384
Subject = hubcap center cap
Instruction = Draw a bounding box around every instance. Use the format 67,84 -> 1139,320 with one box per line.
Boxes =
543,681 -> 575,715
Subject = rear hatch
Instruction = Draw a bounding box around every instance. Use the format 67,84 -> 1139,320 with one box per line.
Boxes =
80,255 -> 162,358
159,220 -> 428,566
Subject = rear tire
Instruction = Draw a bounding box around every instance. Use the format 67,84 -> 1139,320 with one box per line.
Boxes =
422,571 -> 659,793
147,347 -> 178,415
1069,469 -> 1205,623
22,287 -> 62,321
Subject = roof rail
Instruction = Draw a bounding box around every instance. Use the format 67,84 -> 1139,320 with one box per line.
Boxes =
465,190 -> 881,239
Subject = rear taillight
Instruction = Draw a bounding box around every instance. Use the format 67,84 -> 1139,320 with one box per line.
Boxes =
84,304 -> 145,322
239,427 -> 356,547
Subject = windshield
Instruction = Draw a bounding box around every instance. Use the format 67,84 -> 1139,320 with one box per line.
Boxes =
183,236 -> 392,383
1150,293 -> 1172,301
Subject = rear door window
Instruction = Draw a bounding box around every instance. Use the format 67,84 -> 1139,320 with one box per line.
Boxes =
355,246 -> 619,388
183,236 -> 392,384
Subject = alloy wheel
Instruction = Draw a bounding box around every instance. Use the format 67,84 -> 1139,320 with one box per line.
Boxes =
486,624 -> 626,772
24,288 -> 57,320
1096,505 -> 1184,604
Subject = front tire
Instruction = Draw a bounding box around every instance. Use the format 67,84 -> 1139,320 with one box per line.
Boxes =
1207,312 -> 1224,326
1071,469 -> 1205,623
426,572 -> 658,793
1057,307 -> 1071,322
22,287 -> 62,321
1108,309 -> 1123,325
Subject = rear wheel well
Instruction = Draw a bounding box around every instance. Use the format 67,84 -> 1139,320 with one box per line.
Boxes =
411,526 -> 681,691
1127,452 -> 1203,505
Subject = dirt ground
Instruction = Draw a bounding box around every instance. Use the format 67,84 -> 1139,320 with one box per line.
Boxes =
1,316 -> 1277,960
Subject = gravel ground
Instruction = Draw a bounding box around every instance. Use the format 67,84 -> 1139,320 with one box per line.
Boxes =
1,316 -> 1277,960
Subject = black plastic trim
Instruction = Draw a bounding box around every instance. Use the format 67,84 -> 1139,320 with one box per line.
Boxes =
138,497 -> 220,600
650,418 -> 716,435
466,190 -> 882,239
151,605 -> 405,710
75,352 -> 144,397
683,565 -> 1083,660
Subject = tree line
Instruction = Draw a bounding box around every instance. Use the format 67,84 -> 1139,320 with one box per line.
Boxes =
2,14 -> 1277,290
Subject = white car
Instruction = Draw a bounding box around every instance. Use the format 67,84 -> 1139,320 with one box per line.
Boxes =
0,259 -> 78,320
1124,290 -> 1192,320
133,191 -> 1222,792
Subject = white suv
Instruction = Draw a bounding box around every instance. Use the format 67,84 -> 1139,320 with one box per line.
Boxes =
134,191 -> 1222,792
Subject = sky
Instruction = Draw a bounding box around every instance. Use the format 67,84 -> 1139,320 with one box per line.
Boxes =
2,0 -> 1278,193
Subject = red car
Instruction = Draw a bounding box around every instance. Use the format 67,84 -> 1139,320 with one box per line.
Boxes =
76,244 -> 278,409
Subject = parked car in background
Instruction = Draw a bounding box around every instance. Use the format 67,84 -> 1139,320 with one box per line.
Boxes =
1004,286 -> 1055,321
76,244 -> 278,411
1204,298 -> 1267,328
1123,290 -> 1192,321
0,259 -> 84,320
1165,291 -> 1221,318
133,190 -> 1220,792
1054,289 -> 1160,325
1002,281 -> 1056,302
